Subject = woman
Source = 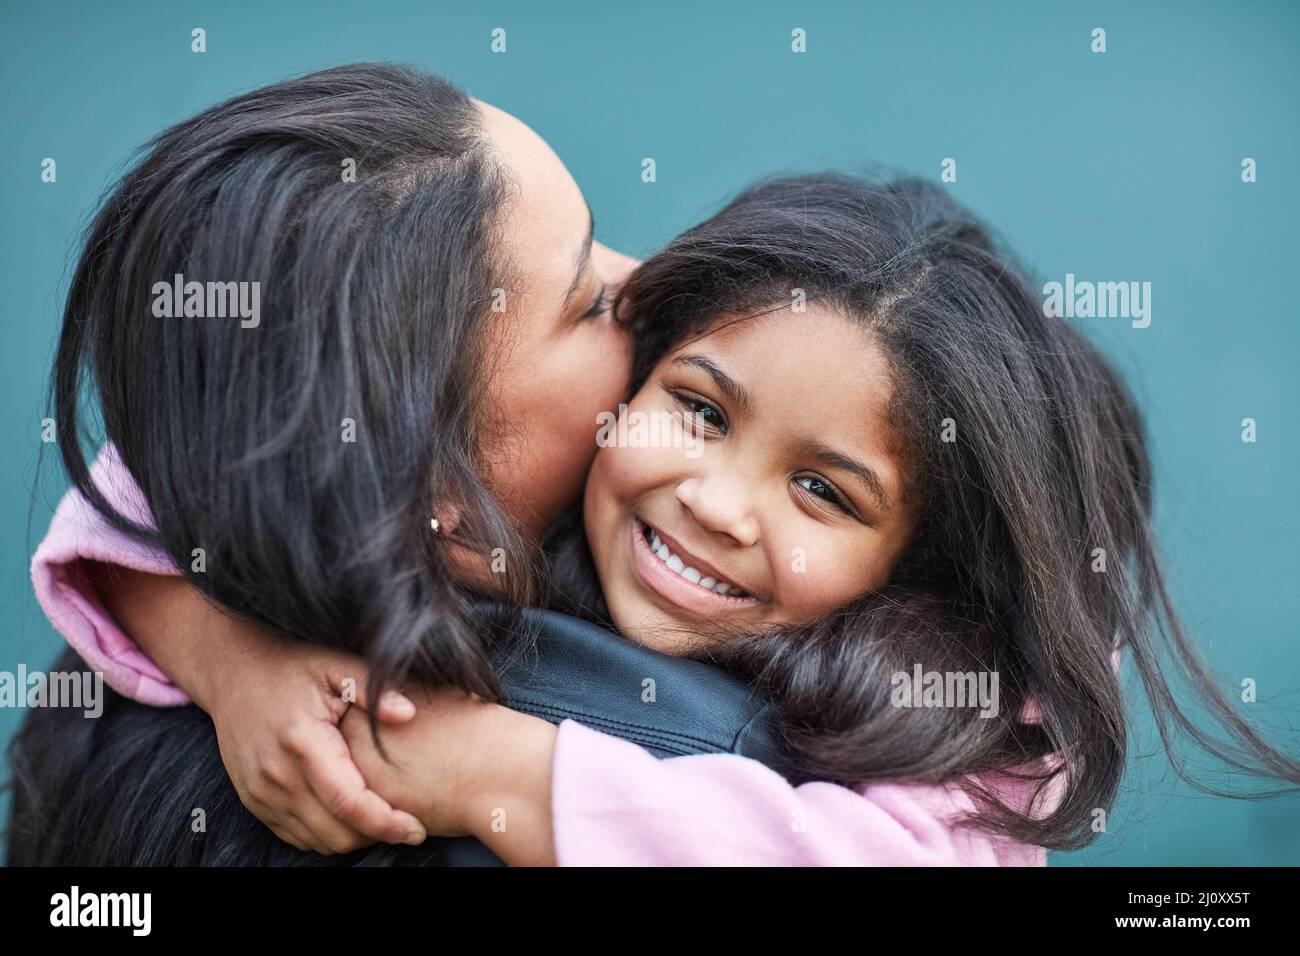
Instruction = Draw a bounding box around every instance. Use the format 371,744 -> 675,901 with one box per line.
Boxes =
17,61 -> 650,857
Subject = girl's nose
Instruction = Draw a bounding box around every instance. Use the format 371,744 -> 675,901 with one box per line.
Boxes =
675,475 -> 760,548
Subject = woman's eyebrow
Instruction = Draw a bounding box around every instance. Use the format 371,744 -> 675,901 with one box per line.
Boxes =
562,207 -> 595,305
671,354 -> 752,416
799,438 -> 892,513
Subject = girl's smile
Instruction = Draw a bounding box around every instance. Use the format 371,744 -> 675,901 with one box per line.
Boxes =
632,516 -> 762,615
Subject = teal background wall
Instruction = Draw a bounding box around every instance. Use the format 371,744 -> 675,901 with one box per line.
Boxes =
2,0 -> 1297,865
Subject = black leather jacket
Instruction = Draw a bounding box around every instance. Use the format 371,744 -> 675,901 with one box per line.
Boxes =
437,607 -> 787,864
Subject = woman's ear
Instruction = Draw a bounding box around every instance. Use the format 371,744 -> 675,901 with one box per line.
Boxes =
431,502 -> 464,536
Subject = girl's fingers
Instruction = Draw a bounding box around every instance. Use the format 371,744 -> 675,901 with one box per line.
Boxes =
268,821 -> 312,854
243,789 -> 317,854
374,688 -> 417,723
298,723 -> 427,846
290,802 -> 372,856
278,802 -> 359,856
324,662 -> 416,723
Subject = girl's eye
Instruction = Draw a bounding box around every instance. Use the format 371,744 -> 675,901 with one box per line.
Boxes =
580,284 -> 611,320
671,391 -> 728,436
794,474 -> 853,516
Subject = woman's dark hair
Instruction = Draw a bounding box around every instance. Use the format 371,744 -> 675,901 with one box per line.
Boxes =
51,63 -> 539,700
9,63 -> 557,866
7,650 -> 458,865
561,171 -> 1299,851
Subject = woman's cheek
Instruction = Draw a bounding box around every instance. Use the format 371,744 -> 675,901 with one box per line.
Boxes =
526,403 -> 597,525
556,364 -> 625,487
528,335 -> 629,519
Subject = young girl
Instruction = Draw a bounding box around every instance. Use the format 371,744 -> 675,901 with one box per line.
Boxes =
27,172 -> 1300,865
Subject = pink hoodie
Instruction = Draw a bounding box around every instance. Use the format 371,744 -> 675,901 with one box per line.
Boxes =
32,444 -> 1078,866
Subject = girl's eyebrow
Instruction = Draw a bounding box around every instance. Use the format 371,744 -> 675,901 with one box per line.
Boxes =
671,354 -> 752,416
798,438 -> 892,514
674,352 -> 891,512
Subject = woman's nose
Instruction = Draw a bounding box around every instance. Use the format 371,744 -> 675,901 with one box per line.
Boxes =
592,241 -> 640,291
675,475 -> 760,548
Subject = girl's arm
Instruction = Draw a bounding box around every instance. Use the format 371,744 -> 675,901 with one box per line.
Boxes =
545,721 -> 1053,866
31,444 -> 427,852
90,566 -> 232,711
341,689 -> 561,865
31,444 -> 191,705
343,701 -> 1054,867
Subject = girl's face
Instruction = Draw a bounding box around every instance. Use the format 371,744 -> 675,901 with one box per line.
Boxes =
584,305 -> 920,653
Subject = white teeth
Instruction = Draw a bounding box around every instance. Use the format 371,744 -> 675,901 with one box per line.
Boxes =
642,522 -> 747,598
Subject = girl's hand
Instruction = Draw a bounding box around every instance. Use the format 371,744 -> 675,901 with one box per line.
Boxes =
204,634 -> 431,854
92,567 -> 429,854
341,692 -> 560,865
338,687 -> 491,836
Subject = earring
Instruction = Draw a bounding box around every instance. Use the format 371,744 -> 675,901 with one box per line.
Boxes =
430,517 -> 441,533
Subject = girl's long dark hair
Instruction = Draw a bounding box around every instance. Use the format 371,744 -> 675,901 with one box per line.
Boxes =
51,63 -> 540,700
594,172 -> 1300,851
